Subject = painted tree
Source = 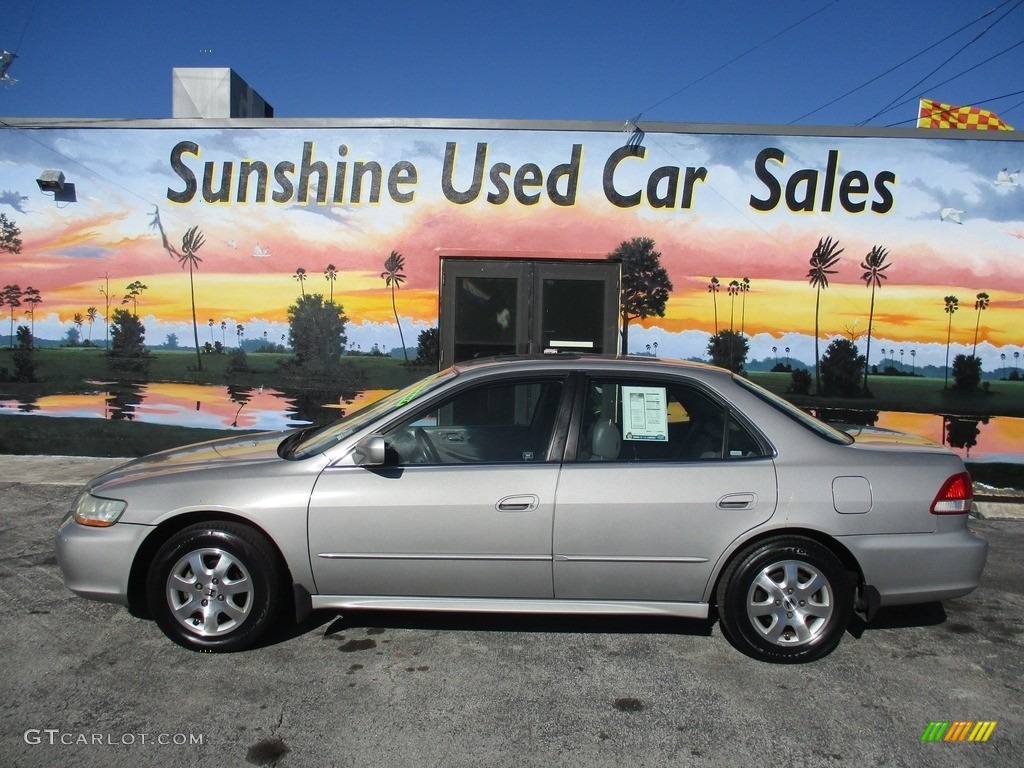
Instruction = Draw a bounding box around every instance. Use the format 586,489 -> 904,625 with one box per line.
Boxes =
73,312 -> 85,342
607,237 -> 672,354
122,280 -> 147,317
294,267 -> 307,297
0,212 -> 22,254
707,277 -> 720,335
86,306 -> 99,344
208,318 -> 215,344
177,226 -> 206,371
2,284 -> 22,349
22,286 -> 41,339
236,324 -> 244,346
739,277 -> 751,335
220,320 -> 227,345
972,292 -> 989,357
943,295 -> 959,388
806,235 -> 844,394
727,280 -> 741,332
381,250 -> 409,362
324,263 -> 338,303
860,244 -> 891,392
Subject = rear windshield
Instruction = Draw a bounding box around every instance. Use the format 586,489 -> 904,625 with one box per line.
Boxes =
733,376 -> 854,445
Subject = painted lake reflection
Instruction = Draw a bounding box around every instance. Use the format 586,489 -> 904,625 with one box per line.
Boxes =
0,382 -> 393,432
2,384 -> 1021,464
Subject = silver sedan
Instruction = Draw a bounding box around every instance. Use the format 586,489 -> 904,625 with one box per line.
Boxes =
56,356 -> 987,663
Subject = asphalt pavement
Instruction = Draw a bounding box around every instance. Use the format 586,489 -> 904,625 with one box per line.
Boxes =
1,455 -> 1022,767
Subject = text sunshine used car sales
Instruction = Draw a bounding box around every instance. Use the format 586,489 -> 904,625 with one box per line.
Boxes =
166,140 -> 896,214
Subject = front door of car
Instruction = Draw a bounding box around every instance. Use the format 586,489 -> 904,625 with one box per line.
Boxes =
553,377 -> 778,603
307,376 -> 568,599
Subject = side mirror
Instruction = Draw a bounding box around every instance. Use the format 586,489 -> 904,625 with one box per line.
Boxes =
351,435 -> 386,467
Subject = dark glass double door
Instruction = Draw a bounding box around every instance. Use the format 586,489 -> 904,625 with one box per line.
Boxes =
439,259 -> 621,367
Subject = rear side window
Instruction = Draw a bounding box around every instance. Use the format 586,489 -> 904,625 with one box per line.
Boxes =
577,378 -> 767,462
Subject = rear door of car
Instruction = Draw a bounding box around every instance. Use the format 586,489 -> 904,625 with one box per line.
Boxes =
307,374 -> 570,599
552,374 -> 778,602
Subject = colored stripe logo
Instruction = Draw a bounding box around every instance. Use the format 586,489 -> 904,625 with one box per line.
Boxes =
921,721 -> 997,742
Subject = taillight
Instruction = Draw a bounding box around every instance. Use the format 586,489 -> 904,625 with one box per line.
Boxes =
930,471 -> 973,515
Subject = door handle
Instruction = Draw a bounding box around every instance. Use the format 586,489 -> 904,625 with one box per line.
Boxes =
496,494 -> 539,512
717,493 -> 757,510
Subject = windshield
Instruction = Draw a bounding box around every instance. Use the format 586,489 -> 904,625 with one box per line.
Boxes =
733,376 -> 854,445
284,368 -> 458,459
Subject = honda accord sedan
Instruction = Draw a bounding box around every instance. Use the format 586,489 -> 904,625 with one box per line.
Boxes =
56,356 -> 987,663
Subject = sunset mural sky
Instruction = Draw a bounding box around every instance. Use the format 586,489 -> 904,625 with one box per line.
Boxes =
2,122 -> 1022,367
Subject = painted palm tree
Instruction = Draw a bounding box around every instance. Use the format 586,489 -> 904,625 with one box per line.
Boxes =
22,286 -> 41,338
860,245 -> 891,392
739,277 -> 751,335
2,284 -> 21,349
177,226 -> 206,371
294,267 -> 307,297
220,320 -> 227,346
707,277 -> 720,334
236,324 -> 244,347
972,292 -> 989,357
381,250 -> 409,362
122,280 -> 147,317
73,311 -> 84,342
943,295 -> 959,388
86,306 -> 98,344
806,236 -> 844,394
208,318 -> 215,345
727,280 -> 741,332
324,263 -> 338,303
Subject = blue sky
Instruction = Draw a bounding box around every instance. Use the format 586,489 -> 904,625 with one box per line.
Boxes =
2,0 -> 1023,127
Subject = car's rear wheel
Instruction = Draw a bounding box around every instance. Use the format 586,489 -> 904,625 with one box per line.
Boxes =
146,521 -> 283,652
716,537 -> 852,663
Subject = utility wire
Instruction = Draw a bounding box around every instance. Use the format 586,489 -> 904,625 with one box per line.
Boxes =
878,40 -> 1024,125
789,0 -> 1018,124
859,0 -> 1024,125
882,87 -> 1024,127
632,0 -> 840,120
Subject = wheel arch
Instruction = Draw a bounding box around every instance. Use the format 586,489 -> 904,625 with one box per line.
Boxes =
707,527 -> 864,608
126,511 -> 295,618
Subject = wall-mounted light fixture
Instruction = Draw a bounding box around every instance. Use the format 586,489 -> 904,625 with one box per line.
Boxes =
37,169 -> 77,205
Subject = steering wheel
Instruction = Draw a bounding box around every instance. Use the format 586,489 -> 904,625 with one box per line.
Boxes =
413,427 -> 441,464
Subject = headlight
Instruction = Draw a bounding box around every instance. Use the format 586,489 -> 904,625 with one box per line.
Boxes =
73,492 -> 127,527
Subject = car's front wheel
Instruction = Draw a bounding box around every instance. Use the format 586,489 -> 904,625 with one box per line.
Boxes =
147,521 -> 283,652
716,537 -> 852,663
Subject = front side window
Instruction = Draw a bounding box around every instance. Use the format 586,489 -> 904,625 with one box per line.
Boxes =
577,378 -> 765,462
384,378 -> 565,465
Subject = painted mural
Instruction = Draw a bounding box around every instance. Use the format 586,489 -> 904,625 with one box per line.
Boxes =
1,121 -> 1022,372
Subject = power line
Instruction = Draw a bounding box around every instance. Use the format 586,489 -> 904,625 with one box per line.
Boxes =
878,40 -> 1024,125
632,0 -> 840,120
882,87 -> 1024,128
859,0 -> 1024,125
789,0 -> 1018,125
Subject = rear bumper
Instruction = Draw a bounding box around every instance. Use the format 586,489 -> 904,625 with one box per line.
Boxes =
55,513 -> 153,606
841,527 -> 988,606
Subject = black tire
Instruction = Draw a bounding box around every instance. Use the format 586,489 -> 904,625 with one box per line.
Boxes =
147,521 -> 283,652
716,537 -> 852,663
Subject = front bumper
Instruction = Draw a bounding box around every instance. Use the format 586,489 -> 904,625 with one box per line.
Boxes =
55,513 -> 154,606
842,527 -> 989,606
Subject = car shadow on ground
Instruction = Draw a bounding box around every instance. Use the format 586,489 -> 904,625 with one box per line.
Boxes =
846,601 -> 947,639
320,609 -> 716,639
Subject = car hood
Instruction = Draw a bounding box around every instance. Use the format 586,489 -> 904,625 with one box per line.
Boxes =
86,430 -> 292,492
